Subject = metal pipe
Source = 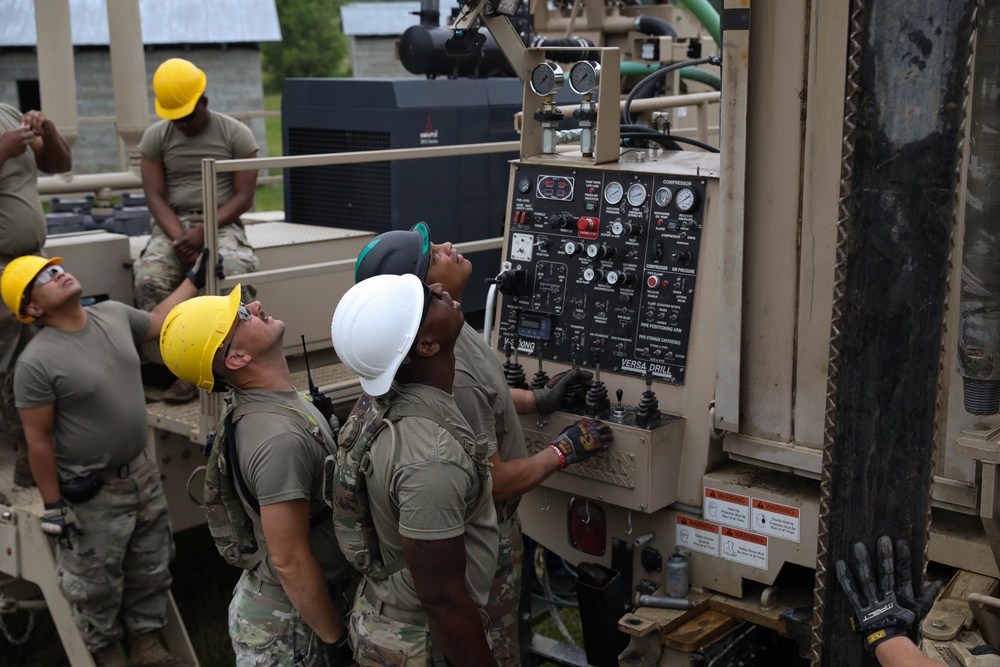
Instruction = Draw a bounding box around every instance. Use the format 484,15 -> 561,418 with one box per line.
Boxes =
37,171 -> 141,195
34,0 -> 78,149
634,594 -> 695,610
106,0 -> 149,171
958,3 -> 1000,415
967,592 -> 1000,609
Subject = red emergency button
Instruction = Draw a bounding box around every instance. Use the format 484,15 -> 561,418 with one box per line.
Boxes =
577,217 -> 598,232
647,275 -> 659,288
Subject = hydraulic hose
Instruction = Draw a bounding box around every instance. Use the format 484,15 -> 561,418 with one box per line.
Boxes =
633,15 -> 678,43
623,55 -> 722,124
673,0 -> 721,49
619,62 -> 722,91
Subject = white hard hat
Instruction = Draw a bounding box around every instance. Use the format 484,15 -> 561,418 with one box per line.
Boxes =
332,273 -> 425,396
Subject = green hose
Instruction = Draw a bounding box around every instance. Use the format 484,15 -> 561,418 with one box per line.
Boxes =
620,62 -> 722,91
674,0 -> 722,49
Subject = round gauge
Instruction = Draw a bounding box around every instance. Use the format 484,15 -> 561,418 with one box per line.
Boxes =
610,220 -> 625,235
517,177 -> 531,193
655,187 -> 673,208
568,61 -> 602,95
604,181 -> 624,205
529,62 -> 565,96
675,187 -> 697,212
627,183 -> 647,207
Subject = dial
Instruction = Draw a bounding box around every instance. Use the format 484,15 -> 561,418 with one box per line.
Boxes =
568,61 -> 602,95
655,187 -> 673,208
611,220 -> 625,235
604,181 -> 624,205
517,177 -> 531,193
627,183 -> 647,207
675,187 -> 697,212
586,244 -> 600,258
530,62 -> 565,96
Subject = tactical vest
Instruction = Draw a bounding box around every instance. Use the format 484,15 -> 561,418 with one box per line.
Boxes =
327,392 -> 491,579
187,397 -> 335,570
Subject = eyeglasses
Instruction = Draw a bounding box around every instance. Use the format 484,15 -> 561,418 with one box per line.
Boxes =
33,265 -> 64,288
222,303 -> 252,359
418,283 -> 442,331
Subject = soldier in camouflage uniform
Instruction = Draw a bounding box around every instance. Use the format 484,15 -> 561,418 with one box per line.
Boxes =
159,288 -> 355,667
0,102 -> 71,485
3,255 -> 201,667
354,223 -> 608,665
135,58 -> 259,402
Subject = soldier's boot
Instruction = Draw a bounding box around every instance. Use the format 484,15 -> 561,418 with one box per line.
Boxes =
13,439 -> 34,487
92,642 -> 127,667
129,630 -> 183,667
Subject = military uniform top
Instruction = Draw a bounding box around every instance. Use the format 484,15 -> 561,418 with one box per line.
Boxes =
14,301 -> 149,480
453,323 -> 527,514
0,103 -> 46,258
138,110 -> 257,213
231,387 -> 352,590
367,381 -> 499,610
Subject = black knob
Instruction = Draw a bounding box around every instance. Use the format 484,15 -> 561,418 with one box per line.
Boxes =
670,250 -> 692,265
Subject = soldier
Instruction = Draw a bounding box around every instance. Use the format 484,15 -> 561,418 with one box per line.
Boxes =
0,102 -> 72,486
354,222 -> 608,664
2,254 -> 203,667
159,287 -> 354,667
134,57 -> 260,403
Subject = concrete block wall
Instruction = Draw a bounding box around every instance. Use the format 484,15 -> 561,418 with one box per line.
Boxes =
349,37 -> 420,79
0,46 -> 268,175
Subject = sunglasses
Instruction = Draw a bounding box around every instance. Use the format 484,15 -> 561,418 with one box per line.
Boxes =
419,283 -> 442,331
34,265 -> 65,287
222,303 -> 252,359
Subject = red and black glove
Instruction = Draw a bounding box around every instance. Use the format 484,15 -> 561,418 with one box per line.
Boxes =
548,418 -> 612,468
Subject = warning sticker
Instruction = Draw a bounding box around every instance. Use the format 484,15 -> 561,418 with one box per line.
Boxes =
751,498 -> 801,543
721,527 -> 768,569
676,515 -> 720,557
704,487 -> 750,529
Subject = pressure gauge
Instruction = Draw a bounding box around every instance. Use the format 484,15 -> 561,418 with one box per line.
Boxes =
604,181 -> 624,205
568,61 -> 602,95
654,187 -> 673,208
530,62 -> 565,96
627,183 -> 647,207
517,177 -> 531,193
675,187 -> 697,212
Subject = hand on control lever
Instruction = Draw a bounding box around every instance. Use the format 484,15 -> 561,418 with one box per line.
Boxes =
533,368 -> 593,414
185,247 -> 226,290
548,417 -> 612,468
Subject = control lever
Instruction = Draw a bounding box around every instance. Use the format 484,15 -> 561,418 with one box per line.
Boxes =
636,370 -> 660,428
612,389 -> 626,423
531,354 -> 549,389
503,339 -> 528,389
585,361 -> 610,417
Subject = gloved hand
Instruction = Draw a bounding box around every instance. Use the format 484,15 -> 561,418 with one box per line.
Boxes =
185,247 -> 225,290
533,368 -> 593,414
323,632 -> 354,667
836,536 -> 938,655
41,499 -> 83,550
548,418 -> 613,468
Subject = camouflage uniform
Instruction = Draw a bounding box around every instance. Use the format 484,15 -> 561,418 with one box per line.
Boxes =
488,512 -> 524,666
132,213 -> 258,311
56,457 -> 175,650
228,571 -> 323,667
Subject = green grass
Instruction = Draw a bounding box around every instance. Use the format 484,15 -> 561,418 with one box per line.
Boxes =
254,92 -> 284,212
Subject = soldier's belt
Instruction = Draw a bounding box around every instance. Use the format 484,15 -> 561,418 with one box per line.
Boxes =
97,450 -> 148,481
363,583 -> 427,626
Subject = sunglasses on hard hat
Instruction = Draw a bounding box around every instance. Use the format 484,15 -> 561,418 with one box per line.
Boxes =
222,303 -> 252,359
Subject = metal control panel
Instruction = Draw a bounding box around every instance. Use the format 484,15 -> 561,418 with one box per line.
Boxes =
497,163 -> 710,385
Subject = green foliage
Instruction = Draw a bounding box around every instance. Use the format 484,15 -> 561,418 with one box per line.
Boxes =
262,0 -> 352,94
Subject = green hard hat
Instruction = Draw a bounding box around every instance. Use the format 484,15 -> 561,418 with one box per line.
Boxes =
354,222 -> 432,283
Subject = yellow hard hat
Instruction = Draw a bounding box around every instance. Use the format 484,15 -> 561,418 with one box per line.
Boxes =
153,58 -> 207,120
159,285 -> 242,391
1,255 -> 62,323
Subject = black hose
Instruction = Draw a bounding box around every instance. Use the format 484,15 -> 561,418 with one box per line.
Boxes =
634,15 -> 678,42
620,130 -> 720,153
529,36 -> 598,63
623,55 -> 722,124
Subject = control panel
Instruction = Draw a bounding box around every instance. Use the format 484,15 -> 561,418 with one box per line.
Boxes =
496,163 -> 710,387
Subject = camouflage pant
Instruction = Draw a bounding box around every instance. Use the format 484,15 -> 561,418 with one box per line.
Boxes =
487,513 -> 524,667
132,214 -> 259,311
56,457 -> 175,651
228,570 -> 323,667
349,581 -> 491,666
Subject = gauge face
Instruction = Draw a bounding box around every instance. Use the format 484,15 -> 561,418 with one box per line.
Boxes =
530,62 -> 564,96
627,183 -> 647,207
604,181 -> 624,205
655,187 -> 673,208
569,61 -> 601,95
675,187 -> 697,212
517,177 -> 531,193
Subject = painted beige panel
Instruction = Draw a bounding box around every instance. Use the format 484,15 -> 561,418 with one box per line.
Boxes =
738,0 -> 807,441
793,0 -> 849,449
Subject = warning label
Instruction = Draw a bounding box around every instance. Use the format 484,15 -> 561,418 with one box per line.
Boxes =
704,487 -> 750,529
676,515 -> 720,557
751,498 -> 801,543
720,527 -> 768,570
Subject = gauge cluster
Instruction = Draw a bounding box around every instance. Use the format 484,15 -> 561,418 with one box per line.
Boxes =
500,165 -> 709,385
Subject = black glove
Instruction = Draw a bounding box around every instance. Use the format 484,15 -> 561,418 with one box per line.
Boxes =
891,538 -> 943,629
323,632 -> 354,667
41,499 -> 83,550
548,418 -> 612,468
185,247 -> 225,290
533,368 -> 593,414
836,536 -> 923,655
